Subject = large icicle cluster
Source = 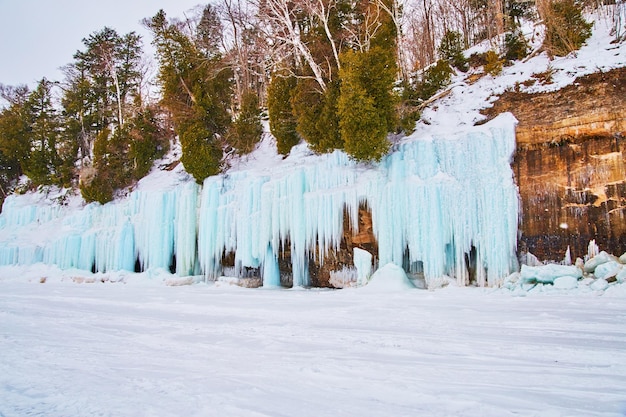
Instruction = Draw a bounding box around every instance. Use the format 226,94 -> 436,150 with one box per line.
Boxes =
0,114 -> 519,287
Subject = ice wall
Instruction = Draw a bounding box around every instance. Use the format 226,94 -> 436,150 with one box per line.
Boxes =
0,182 -> 200,276
0,114 -> 519,286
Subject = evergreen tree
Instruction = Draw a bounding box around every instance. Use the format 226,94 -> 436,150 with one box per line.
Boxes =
267,74 -> 300,155
128,105 -> 169,179
227,91 -> 263,155
145,9 -> 232,184
291,79 -> 343,154
0,85 -> 31,180
24,79 -> 62,185
0,85 -> 30,206
438,30 -> 468,72
338,49 -> 391,162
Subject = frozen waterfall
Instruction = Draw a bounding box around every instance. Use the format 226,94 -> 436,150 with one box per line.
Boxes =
0,114 -> 519,287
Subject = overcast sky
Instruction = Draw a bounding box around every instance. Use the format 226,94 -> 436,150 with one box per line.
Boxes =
0,0 -> 204,87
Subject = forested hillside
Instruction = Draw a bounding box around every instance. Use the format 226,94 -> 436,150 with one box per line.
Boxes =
0,0 -> 624,209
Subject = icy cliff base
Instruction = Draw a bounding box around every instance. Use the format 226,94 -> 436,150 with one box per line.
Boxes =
0,114 -> 519,287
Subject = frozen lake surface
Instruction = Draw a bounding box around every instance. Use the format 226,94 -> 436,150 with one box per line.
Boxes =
1,281 -> 625,417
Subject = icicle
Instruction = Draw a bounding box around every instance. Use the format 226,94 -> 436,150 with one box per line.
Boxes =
587,240 -> 599,260
563,246 -> 572,266
262,244 -> 280,287
353,247 -> 372,286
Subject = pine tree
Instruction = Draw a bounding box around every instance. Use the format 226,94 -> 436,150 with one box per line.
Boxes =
438,30 -> 468,72
24,78 -> 62,185
0,85 -> 31,193
145,9 -> 232,184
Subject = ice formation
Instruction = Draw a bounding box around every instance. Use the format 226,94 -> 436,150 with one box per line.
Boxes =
0,114 -> 519,287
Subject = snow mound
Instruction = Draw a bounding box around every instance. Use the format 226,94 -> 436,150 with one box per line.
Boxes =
361,263 -> 415,292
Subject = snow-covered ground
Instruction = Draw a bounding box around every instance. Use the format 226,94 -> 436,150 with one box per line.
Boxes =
1,280 -> 626,417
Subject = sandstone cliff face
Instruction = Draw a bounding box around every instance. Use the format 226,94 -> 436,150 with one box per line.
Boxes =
486,67 -> 626,260
308,204 -> 378,287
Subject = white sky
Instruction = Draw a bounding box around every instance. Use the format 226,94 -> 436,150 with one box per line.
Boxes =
0,0 -> 204,87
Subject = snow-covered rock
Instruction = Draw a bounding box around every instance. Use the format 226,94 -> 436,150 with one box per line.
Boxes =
215,276 -> 262,288
619,252 -> 626,264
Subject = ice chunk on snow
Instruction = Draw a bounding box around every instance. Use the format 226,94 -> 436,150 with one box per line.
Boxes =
590,278 -> 609,291
583,251 -> 613,273
553,276 -> 579,290
520,264 -> 582,284
593,261 -> 621,280
362,263 -> 415,291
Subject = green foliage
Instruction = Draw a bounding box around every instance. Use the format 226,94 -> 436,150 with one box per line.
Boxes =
504,30 -> 529,61
438,30 -> 468,72
146,9 -> 232,183
179,120 -> 222,183
338,49 -> 391,162
543,0 -> 592,56
0,86 -> 31,178
227,91 -> 263,155
291,79 -> 323,148
350,47 -> 398,132
315,82 -> 343,152
128,106 -> 169,179
0,80 -> 71,189
267,75 -> 300,155
80,106 -> 167,203
79,170 -> 113,205
24,79 -> 63,186
289,79 -> 341,154
484,50 -> 504,75
417,60 -> 454,100
72,27 -> 143,129
396,81 -> 421,134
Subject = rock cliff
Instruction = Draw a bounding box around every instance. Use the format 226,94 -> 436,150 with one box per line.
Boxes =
485,67 -> 626,260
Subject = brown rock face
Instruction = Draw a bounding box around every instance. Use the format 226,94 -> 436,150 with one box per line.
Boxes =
309,204 -> 378,287
485,67 -> 626,260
